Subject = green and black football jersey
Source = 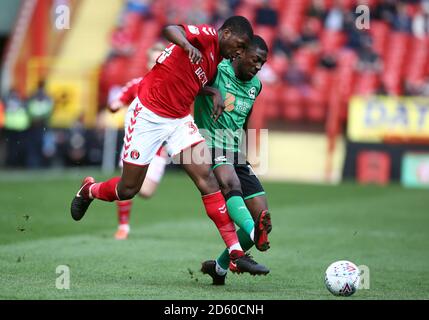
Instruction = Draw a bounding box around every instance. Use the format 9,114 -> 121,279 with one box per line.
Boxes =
194,59 -> 262,152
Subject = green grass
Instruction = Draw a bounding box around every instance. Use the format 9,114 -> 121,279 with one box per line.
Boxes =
0,170 -> 428,300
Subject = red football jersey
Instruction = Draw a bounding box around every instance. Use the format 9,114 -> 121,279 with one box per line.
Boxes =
137,24 -> 222,118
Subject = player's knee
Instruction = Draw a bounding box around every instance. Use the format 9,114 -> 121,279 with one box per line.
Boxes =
195,171 -> 219,194
117,184 -> 140,200
218,177 -> 241,195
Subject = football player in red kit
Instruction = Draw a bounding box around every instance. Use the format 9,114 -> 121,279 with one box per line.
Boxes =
71,16 -> 269,275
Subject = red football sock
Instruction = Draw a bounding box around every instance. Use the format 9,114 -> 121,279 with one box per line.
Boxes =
116,200 -> 132,225
90,177 -> 121,202
202,191 -> 241,249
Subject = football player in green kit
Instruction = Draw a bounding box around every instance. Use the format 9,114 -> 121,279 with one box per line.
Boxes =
194,35 -> 272,285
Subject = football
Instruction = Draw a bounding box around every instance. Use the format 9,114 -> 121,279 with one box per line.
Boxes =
325,260 -> 360,297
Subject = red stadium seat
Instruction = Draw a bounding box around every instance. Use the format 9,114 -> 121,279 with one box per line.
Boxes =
235,5 -> 256,25
306,89 -> 327,123
369,21 -> 390,57
405,37 -> 429,85
269,54 -> 289,77
254,25 -> 276,50
280,87 -> 305,121
320,30 -> 346,54
354,72 -> 380,95
122,12 -> 143,41
294,47 -> 318,74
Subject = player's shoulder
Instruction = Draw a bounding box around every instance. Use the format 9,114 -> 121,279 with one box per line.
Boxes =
183,24 -> 217,37
252,75 -> 262,88
217,59 -> 234,76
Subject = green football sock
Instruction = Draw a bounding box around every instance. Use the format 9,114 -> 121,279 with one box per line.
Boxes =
226,195 -> 254,236
216,228 -> 255,270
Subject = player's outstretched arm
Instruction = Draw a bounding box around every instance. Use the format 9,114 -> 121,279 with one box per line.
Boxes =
198,86 -> 225,122
162,25 -> 202,64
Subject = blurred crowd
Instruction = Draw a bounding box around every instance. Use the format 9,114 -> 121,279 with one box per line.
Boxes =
100,0 -> 429,126
0,81 -> 107,169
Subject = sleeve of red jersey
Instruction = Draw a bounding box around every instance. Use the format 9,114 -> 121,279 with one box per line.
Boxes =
179,24 -> 217,47
118,77 -> 142,105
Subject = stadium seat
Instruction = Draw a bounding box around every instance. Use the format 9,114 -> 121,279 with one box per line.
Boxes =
369,21 -> 390,57
306,89 -> 327,123
122,12 -> 143,41
280,87 -> 305,122
320,30 -> 346,54
405,37 -> 429,85
269,53 -> 289,77
294,47 -> 318,74
354,72 -> 380,95
254,25 -> 277,50
235,5 -> 256,25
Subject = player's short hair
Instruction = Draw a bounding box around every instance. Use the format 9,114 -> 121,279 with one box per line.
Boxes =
219,16 -> 253,39
250,35 -> 269,53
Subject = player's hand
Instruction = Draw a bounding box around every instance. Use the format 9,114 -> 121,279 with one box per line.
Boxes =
108,100 -> 125,113
184,43 -> 202,64
211,91 -> 225,122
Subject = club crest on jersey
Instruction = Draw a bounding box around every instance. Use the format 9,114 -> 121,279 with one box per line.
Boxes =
131,150 -> 140,160
248,87 -> 256,99
188,25 -> 199,35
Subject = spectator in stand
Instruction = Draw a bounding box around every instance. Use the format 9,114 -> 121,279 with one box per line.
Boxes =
26,80 -> 54,168
255,0 -> 278,27
319,54 -> 337,70
372,0 -> 398,27
324,0 -> 346,31
296,19 -> 319,48
2,89 -> 30,167
272,26 -> 299,58
211,0 -> 233,29
307,0 -> 327,20
356,34 -> 382,73
125,0 -> 152,17
344,8 -> 365,50
412,0 -> 429,38
284,59 -> 311,96
393,2 -> 412,33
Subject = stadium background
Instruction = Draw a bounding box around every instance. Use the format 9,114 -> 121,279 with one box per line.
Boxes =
0,0 -> 428,300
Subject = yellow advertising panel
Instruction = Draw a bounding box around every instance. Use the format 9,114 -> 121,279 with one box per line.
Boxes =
47,79 -> 83,128
348,96 -> 429,143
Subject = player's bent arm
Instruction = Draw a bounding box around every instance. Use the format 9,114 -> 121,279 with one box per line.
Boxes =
162,25 -> 202,64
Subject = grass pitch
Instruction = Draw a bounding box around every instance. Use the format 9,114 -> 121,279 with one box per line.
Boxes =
0,170 -> 428,300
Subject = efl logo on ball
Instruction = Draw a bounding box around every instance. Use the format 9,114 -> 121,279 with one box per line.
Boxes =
325,260 -> 360,297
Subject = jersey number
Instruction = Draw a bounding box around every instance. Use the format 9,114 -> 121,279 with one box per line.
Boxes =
157,44 -> 175,64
